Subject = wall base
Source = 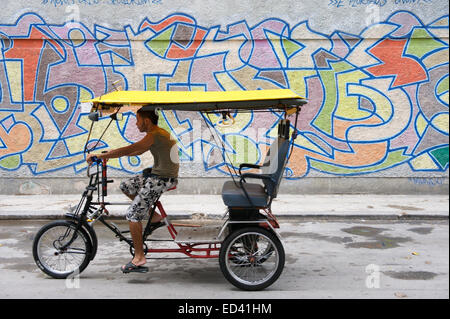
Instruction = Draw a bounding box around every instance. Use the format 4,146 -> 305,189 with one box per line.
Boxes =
1,177 -> 448,195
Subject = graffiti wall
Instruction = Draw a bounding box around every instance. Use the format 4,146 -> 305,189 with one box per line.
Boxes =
0,1 -> 448,192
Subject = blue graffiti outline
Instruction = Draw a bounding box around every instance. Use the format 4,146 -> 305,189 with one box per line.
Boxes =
0,10 -> 448,176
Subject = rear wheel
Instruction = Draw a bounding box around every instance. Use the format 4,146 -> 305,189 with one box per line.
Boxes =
32,220 -> 92,279
219,226 -> 284,291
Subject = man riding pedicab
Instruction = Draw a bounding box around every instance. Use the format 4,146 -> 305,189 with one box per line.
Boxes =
87,108 -> 179,273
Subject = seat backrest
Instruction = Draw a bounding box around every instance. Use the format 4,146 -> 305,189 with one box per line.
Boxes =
260,136 -> 290,198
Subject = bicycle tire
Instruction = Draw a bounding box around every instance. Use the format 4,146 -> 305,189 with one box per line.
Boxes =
32,220 -> 92,279
219,226 -> 285,291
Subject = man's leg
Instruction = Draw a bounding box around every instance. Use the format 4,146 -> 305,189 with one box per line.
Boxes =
120,175 -> 149,270
129,221 -> 146,266
120,174 -> 165,223
121,177 -> 177,271
122,190 -> 162,223
123,178 -> 162,269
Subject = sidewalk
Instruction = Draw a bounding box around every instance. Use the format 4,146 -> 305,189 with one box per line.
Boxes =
0,194 -> 448,220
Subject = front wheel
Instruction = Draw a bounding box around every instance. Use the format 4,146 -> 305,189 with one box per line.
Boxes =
32,220 -> 92,279
219,226 -> 285,291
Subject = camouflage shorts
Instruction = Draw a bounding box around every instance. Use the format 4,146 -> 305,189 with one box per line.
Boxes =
119,174 -> 177,222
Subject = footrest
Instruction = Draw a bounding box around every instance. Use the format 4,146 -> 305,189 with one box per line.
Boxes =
174,225 -> 225,243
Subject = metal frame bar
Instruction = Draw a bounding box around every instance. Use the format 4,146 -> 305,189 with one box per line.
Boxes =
140,98 -> 306,112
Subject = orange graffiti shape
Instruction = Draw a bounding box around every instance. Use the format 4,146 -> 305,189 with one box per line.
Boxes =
288,117 -> 388,177
166,28 -> 207,59
366,38 -> 427,87
0,123 -> 32,158
141,15 -> 195,33
5,26 -> 65,102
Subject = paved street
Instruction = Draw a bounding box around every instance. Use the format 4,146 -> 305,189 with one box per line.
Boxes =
0,218 -> 448,299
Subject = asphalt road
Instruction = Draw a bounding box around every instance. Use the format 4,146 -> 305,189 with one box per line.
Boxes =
0,218 -> 448,299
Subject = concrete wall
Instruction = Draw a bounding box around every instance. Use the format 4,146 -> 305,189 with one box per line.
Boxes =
0,0 -> 448,194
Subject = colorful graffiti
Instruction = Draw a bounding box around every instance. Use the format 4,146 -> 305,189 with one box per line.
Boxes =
0,11 -> 448,178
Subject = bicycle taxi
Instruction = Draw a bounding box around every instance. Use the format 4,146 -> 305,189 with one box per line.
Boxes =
32,89 -> 307,291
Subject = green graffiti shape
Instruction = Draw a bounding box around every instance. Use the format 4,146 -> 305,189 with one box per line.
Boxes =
430,146 -> 449,169
145,26 -> 174,57
312,61 -> 355,135
405,28 -> 447,59
0,154 -> 21,170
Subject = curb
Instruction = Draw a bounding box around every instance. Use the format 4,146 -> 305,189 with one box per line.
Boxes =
1,211 -> 448,221
1,194 -> 448,221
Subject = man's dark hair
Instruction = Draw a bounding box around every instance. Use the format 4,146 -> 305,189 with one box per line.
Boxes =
137,108 -> 159,125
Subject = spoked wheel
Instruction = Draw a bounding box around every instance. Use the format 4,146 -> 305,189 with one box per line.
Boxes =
32,220 -> 92,279
219,227 -> 285,291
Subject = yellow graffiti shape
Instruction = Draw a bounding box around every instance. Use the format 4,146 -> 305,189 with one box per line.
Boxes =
423,48 -> 448,70
431,113 -> 449,134
285,69 -> 317,98
334,69 -> 371,120
415,112 -> 428,137
410,152 -> 440,170
346,78 -> 412,142
214,72 -> 243,91
289,22 -> 332,68
4,61 -> 23,103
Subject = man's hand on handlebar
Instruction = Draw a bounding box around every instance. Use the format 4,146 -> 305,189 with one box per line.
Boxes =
86,154 -> 103,165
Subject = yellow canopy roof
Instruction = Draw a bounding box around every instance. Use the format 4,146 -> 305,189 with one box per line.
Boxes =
83,89 -> 306,112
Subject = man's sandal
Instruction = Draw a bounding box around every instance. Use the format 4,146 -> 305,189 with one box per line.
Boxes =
121,262 -> 148,274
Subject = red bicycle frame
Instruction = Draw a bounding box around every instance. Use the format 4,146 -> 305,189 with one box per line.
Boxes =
92,158 -> 221,259
145,200 -> 221,259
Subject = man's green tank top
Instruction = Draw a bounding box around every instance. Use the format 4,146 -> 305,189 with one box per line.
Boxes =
149,128 -> 179,178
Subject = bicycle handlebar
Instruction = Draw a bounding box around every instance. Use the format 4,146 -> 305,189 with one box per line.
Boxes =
90,156 -> 102,164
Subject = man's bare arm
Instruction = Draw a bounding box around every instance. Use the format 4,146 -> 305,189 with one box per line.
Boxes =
127,150 -> 145,156
86,134 -> 153,163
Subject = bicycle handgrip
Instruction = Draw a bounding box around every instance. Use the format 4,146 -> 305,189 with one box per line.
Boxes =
91,156 -> 102,164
